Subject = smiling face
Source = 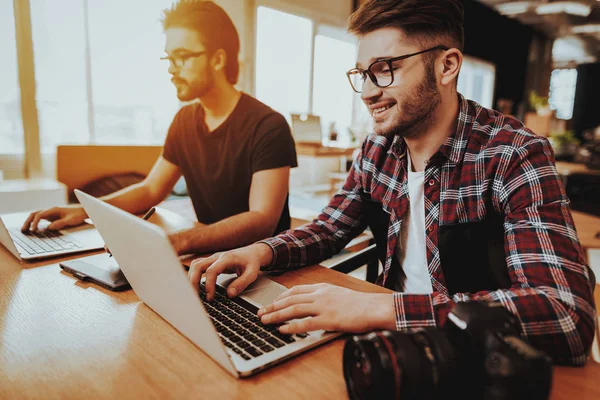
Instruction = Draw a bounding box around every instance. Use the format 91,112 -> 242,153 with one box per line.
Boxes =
356,27 -> 441,139
164,27 -> 215,101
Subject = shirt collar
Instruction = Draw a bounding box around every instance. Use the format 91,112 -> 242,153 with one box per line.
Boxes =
436,93 -> 472,165
388,133 -> 406,160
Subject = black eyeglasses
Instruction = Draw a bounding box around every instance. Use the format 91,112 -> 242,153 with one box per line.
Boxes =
346,45 -> 449,93
160,51 -> 207,68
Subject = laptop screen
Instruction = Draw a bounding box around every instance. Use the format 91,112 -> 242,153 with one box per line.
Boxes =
291,114 -> 322,143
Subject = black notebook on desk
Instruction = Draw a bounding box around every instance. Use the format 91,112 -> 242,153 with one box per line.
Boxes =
60,253 -> 130,291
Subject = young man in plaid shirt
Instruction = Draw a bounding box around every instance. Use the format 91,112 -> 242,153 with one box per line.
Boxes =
189,0 -> 596,365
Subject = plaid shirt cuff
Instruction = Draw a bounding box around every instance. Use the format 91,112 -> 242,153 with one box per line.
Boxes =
258,237 -> 290,272
393,292 -> 455,330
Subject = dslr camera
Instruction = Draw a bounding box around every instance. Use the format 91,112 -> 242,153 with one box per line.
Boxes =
342,301 -> 553,400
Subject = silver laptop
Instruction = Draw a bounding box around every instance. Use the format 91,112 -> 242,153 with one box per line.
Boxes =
75,189 -> 342,377
291,113 -> 323,144
0,211 -> 104,261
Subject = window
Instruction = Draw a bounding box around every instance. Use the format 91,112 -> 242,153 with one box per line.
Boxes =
3,0 -> 183,177
30,0 -> 177,153
255,6 -> 313,120
312,27 -> 357,144
0,0 -> 23,155
549,68 -> 577,120
457,56 -> 495,109
255,7 -> 363,144
87,0 -> 178,144
30,0 -> 89,152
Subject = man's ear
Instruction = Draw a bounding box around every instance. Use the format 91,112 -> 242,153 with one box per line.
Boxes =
439,48 -> 462,87
211,49 -> 227,73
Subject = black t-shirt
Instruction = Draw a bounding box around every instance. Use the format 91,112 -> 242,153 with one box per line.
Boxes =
162,93 -> 298,234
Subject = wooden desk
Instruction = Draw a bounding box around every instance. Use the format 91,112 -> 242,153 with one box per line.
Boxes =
0,249 -> 389,399
0,210 -> 599,399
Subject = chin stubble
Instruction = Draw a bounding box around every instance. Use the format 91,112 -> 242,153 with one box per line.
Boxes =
378,66 -> 440,139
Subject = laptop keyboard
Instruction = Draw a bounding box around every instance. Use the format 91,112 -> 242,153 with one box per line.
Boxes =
9,229 -> 82,255
199,283 -> 307,360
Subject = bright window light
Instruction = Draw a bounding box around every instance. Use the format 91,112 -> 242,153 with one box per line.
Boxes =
87,0 -> 178,144
30,0 -> 90,152
255,6 -> 313,120
536,2 -> 592,17
457,56 -> 496,109
496,1 -> 533,15
0,0 -> 23,155
549,69 -> 578,120
312,30 -> 357,142
30,0 -> 177,151
571,24 -> 600,34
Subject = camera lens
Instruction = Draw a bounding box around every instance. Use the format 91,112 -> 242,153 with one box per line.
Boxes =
343,302 -> 551,400
343,329 -> 458,400
343,331 -> 405,400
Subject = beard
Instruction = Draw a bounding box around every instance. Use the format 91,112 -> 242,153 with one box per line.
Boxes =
172,69 -> 215,101
374,63 -> 441,139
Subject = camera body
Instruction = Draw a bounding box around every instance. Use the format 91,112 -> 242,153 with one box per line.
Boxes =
343,301 -> 553,400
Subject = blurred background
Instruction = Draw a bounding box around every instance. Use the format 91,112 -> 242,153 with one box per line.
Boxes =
1,0 -> 599,217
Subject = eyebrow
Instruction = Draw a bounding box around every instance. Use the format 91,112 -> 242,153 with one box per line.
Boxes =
163,47 -> 198,55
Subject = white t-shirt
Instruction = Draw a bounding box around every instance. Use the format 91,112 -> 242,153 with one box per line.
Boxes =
394,153 -> 433,294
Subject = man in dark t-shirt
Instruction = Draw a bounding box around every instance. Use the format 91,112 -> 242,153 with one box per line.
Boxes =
22,1 -> 298,257
163,93 -> 297,235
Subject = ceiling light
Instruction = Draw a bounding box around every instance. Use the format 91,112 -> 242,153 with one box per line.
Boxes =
496,1 -> 533,15
536,1 -> 592,17
553,36 -> 595,63
571,24 -> 600,34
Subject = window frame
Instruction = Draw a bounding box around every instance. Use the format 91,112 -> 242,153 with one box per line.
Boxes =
6,0 -> 359,178
6,0 -> 41,177
253,0 -> 359,126
4,0 -> 179,178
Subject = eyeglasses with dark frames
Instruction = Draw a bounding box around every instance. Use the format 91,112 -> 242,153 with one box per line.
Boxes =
346,45 -> 449,93
160,51 -> 207,68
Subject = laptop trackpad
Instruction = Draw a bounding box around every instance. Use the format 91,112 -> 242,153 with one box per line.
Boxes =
216,273 -> 287,307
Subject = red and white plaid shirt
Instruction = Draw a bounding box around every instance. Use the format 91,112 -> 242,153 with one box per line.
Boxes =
261,95 -> 595,365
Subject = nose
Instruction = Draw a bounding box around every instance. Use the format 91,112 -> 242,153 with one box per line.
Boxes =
168,61 -> 179,75
360,77 -> 382,103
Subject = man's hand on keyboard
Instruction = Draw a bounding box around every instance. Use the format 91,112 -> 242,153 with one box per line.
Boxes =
21,206 -> 87,233
257,283 -> 396,334
188,243 -> 274,301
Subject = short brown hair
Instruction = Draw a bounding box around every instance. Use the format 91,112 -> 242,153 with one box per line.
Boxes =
348,0 -> 464,52
162,1 -> 240,84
